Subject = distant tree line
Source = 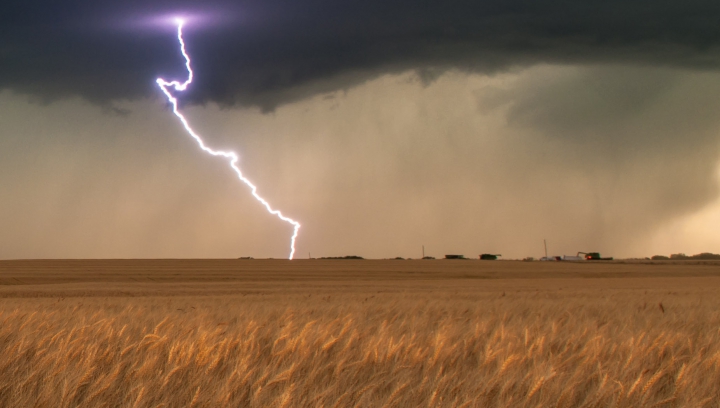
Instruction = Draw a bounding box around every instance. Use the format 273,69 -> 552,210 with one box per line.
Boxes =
651,253 -> 720,260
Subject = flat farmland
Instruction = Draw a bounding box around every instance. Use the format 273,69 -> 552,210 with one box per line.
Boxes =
2,258 -> 720,296
1,259 -> 719,407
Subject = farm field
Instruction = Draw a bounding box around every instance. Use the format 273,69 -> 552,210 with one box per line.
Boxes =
1,259 -> 719,407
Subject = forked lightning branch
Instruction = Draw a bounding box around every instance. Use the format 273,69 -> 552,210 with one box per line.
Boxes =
156,19 -> 301,259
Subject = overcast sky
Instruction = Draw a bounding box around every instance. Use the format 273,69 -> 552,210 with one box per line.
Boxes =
2,0 -> 720,259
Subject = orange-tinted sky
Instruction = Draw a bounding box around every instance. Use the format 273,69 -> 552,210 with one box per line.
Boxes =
3,1 -> 720,259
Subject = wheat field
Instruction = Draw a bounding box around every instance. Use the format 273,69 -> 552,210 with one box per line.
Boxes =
1,259 -> 720,407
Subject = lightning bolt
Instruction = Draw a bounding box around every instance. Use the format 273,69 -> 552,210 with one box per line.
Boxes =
156,19 -> 301,259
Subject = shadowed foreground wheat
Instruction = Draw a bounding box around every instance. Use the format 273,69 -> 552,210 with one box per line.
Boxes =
0,291 -> 718,407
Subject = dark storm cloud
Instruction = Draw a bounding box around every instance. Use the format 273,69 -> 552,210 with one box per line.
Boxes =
3,0 -> 720,109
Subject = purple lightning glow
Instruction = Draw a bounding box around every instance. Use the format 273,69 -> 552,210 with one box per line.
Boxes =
156,18 -> 301,259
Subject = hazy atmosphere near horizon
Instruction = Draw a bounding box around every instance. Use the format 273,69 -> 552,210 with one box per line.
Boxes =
2,0 -> 720,259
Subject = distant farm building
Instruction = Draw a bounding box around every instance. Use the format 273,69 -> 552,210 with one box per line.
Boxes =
479,254 -> 501,260
445,254 -> 465,259
540,256 -> 562,261
319,255 -> 364,260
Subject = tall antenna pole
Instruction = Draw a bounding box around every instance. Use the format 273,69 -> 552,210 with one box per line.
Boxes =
544,239 -> 548,259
